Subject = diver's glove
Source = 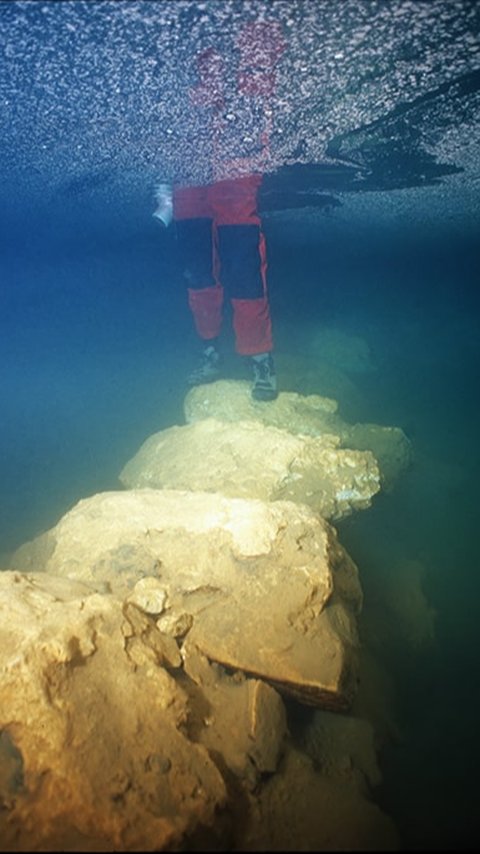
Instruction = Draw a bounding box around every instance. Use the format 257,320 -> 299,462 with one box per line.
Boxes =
152,182 -> 173,227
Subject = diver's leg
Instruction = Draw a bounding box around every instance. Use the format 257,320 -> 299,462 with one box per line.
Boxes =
210,175 -> 277,400
173,185 -> 223,384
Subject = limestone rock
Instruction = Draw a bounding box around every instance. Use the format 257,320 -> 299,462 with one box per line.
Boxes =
9,489 -> 363,710
238,745 -> 400,851
309,326 -> 377,374
0,570 -> 394,851
184,380 -> 412,490
0,571 -> 226,851
126,575 -> 168,615
181,643 -> 288,789
184,379 -> 341,434
301,709 -> 383,792
119,417 -> 381,521
345,422 -> 413,493
274,350 -> 368,417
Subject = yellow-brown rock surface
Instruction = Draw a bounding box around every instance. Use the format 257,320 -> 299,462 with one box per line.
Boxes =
0,569 -> 398,851
119,416 -> 381,521
0,571 -> 226,851
9,488 -> 362,710
183,380 -> 412,490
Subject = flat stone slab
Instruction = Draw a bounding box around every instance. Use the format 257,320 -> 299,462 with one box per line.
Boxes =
9,488 -> 363,710
119,417 -> 381,521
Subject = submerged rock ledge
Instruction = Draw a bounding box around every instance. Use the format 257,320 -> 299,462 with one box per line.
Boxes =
1,383 -> 407,850
119,416 -> 381,521
9,488 -> 362,710
184,380 -> 413,491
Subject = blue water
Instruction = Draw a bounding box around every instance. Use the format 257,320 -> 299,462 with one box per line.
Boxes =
272,227 -> 480,851
1,211 -> 479,849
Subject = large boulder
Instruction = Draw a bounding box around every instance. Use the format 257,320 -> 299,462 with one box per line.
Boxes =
0,570 -> 398,852
119,417 -> 381,521
183,380 -> 412,490
0,571 -> 226,851
184,379 -> 341,434
9,488 -> 363,711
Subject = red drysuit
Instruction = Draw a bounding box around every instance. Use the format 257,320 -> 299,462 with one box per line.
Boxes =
173,21 -> 286,356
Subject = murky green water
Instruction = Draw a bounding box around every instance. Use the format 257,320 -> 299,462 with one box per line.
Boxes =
1,222 -> 478,849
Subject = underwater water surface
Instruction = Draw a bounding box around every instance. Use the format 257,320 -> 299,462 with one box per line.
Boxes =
0,212 -> 479,850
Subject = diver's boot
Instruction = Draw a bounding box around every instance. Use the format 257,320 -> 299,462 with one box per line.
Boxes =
251,352 -> 278,401
187,342 -> 222,386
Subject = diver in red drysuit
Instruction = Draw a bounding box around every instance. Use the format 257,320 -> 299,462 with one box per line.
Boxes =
153,20 -> 286,401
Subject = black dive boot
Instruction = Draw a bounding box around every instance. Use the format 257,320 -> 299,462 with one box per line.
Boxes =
251,352 -> 278,401
187,343 -> 222,386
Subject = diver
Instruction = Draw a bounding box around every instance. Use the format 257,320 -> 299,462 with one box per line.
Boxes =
153,20 -> 286,402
